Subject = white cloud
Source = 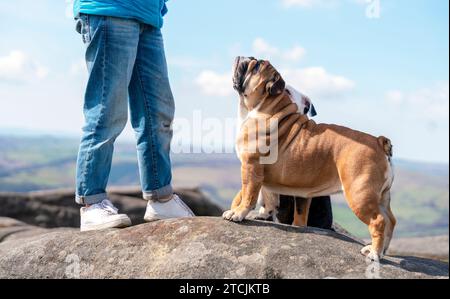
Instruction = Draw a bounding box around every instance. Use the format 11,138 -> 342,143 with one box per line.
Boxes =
195,37 -> 354,99
194,66 -> 354,99
386,81 -> 449,119
283,46 -> 307,62
282,67 -> 355,99
253,38 -> 280,58
194,38 -> 354,99
0,50 -> 48,82
195,70 -> 233,97
252,38 -> 306,63
385,90 -> 404,104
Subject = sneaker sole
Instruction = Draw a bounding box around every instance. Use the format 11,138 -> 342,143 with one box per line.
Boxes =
81,216 -> 132,232
143,214 -> 194,223
143,215 -> 167,223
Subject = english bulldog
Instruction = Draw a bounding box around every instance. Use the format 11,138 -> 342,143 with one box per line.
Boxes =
224,56 -> 396,261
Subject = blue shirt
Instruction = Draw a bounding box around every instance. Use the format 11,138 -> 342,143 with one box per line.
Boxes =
74,0 -> 168,28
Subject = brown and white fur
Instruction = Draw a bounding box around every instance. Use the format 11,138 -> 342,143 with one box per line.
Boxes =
224,57 -> 396,261
237,83 -> 316,224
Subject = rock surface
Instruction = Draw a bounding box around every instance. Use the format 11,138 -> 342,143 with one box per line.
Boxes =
0,187 -> 223,228
388,235 -> 449,262
0,217 -> 447,279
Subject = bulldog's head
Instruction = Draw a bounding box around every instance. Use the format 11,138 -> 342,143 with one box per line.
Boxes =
233,56 -> 286,110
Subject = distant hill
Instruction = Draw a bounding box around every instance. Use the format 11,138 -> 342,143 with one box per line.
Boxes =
0,135 -> 448,239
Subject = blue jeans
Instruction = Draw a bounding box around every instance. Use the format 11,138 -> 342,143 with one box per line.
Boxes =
75,14 -> 174,205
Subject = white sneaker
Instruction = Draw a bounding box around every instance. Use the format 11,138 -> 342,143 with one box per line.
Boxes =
80,199 -> 131,232
144,194 -> 195,222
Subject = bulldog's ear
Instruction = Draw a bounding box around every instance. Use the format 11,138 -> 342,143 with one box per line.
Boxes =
266,74 -> 286,96
309,104 -> 317,117
302,94 -> 318,117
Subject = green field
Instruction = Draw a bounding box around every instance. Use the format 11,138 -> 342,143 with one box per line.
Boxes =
0,135 -> 448,239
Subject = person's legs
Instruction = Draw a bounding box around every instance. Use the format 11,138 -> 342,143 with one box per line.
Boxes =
276,195 -> 334,230
128,25 -> 175,202
307,196 -> 334,230
128,24 -> 194,220
75,15 -> 140,205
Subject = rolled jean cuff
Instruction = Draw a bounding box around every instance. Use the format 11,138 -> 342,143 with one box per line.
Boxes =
143,185 -> 173,202
75,192 -> 108,205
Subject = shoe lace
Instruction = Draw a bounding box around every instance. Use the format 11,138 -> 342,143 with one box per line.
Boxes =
98,200 -> 118,215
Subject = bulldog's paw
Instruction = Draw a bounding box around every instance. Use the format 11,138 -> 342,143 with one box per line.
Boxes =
360,244 -> 372,257
247,213 -> 273,221
360,245 -> 382,262
223,210 -> 235,220
247,207 -> 273,221
222,208 -> 250,222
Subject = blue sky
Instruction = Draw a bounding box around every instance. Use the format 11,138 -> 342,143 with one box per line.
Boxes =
0,0 -> 448,162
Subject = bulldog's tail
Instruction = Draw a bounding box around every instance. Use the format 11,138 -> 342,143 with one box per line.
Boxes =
378,136 -> 393,161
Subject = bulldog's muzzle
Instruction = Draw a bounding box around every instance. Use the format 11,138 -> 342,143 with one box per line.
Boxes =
233,56 -> 255,93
